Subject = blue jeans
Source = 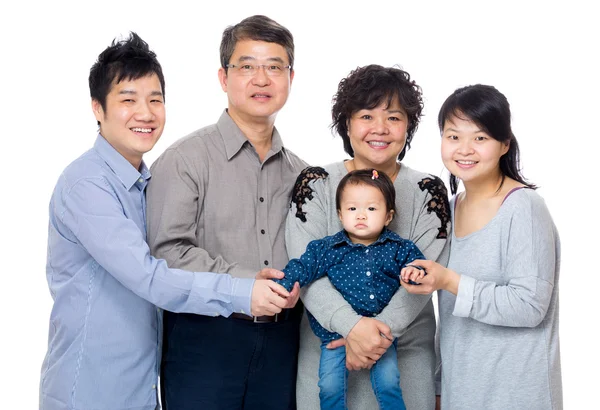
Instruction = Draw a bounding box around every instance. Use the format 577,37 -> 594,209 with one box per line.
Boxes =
318,340 -> 406,410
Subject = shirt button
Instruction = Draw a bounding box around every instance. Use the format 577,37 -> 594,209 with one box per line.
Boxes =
152,384 -> 156,389
365,249 -> 369,254
259,197 -> 265,202
369,294 -> 375,300
261,229 -> 265,234
264,260 -> 269,266
366,271 -> 371,276
138,178 -> 144,183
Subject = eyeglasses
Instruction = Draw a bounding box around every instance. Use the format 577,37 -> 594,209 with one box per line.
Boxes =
226,63 -> 292,77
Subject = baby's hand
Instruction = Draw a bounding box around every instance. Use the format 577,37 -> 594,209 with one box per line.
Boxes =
401,265 -> 426,285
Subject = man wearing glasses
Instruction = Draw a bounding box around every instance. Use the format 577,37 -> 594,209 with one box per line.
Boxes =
147,15 -> 306,410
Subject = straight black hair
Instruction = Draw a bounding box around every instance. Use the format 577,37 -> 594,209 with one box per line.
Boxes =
438,84 -> 536,195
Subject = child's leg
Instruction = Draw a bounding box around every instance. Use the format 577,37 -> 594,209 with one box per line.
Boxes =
370,339 -> 406,410
318,342 -> 348,410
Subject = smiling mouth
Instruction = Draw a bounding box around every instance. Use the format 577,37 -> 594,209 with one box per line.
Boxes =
131,127 -> 153,133
252,93 -> 271,99
368,141 -> 389,147
456,160 -> 476,165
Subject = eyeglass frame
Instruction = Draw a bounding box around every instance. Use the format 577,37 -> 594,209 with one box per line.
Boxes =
225,63 -> 293,77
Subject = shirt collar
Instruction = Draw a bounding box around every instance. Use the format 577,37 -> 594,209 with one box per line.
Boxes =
93,134 -> 149,190
216,109 -> 284,161
331,227 -> 399,247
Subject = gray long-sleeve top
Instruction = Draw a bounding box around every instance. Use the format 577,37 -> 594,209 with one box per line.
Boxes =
286,162 -> 451,410
439,188 -> 562,409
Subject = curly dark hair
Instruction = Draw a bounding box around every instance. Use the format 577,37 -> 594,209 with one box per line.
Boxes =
331,64 -> 424,161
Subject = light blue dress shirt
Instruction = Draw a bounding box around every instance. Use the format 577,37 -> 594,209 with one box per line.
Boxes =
40,135 -> 254,410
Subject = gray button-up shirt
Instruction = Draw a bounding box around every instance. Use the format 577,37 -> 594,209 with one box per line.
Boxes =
147,110 -> 307,278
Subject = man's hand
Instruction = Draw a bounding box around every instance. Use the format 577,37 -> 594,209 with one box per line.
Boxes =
254,268 -> 301,309
250,279 -> 291,316
344,317 -> 393,370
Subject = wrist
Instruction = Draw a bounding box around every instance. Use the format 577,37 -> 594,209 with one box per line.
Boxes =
443,268 -> 460,295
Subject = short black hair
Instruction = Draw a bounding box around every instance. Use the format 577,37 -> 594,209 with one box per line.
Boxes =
336,169 -> 396,215
89,32 -> 165,123
220,15 -> 294,69
331,65 -> 423,161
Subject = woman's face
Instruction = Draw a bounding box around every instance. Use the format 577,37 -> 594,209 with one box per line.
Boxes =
441,115 -> 509,187
347,98 -> 408,170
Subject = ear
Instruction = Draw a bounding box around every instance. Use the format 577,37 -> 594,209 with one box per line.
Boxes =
501,140 -> 510,156
385,210 -> 394,226
337,209 -> 343,223
218,67 -> 228,92
91,99 -> 103,123
289,68 -> 295,86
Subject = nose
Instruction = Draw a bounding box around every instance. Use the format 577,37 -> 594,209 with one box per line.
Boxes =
371,117 -> 388,135
135,101 -> 155,121
251,65 -> 271,86
457,139 -> 474,155
356,210 -> 367,220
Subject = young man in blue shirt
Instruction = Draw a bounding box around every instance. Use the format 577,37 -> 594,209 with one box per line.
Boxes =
39,32 -> 295,410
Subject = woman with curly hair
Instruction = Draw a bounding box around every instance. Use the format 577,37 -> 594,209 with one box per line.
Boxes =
288,64 -> 451,409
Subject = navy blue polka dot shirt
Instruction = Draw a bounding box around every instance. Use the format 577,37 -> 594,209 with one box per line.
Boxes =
274,227 -> 424,343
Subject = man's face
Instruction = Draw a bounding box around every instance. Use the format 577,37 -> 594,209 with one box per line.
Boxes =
218,40 -> 293,124
92,73 -> 165,169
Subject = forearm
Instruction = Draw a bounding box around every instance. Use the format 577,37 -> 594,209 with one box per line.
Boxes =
301,277 -> 361,337
375,288 -> 432,338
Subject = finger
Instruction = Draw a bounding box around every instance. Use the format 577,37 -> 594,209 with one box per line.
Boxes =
266,281 -> 290,298
257,268 -> 285,280
407,259 -> 428,269
326,338 -> 346,349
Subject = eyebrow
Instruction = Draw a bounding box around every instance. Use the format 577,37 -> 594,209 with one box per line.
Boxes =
118,89 -> 163,97
236,55 -> 286,64
444,127 -> 484,133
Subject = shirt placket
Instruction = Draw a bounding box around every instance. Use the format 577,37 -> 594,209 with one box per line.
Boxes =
256,162 -> 273,269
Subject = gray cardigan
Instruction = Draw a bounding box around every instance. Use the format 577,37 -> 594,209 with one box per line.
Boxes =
286,161 -> 451,410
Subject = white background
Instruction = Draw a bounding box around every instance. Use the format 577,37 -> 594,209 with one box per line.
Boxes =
1,0 -> 597,408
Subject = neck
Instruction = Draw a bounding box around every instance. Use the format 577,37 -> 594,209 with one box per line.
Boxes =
227,108 -> 276,161
462,172 -> 505,202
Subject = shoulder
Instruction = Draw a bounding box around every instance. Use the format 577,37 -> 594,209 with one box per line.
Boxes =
397,165 -> 449,201
59,149 -> 110,190
172,124 -> 218,151
281,147 -> 309,172
152,124 -> 218,170
503,188 -> 553,220
290,166 -> 331,222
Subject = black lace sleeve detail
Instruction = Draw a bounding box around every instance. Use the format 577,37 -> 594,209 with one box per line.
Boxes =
291,166 -> 329,223
418,175 -> 451,239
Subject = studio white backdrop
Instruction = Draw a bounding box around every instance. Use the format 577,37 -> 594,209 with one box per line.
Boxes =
0,0 -> 597,408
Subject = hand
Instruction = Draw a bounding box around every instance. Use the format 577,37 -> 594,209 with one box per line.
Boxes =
344,318 -> 393,371
250,279 -> 290,316
254,268 -> 300,309
401,259 -> 460,295
401,265 -> 426,284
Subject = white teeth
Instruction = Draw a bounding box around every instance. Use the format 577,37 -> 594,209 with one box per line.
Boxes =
457,160 -> 476,165
132,128 -> 152,133
368,141 -> 388,147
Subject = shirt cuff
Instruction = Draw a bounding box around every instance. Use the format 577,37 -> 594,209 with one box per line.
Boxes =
330,305 -> 362,338
453,274 -> 475,317
230,277 -> 254,316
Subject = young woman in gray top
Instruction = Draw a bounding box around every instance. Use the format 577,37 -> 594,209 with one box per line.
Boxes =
286,65 -> 451,409
402,84 -> 562,409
